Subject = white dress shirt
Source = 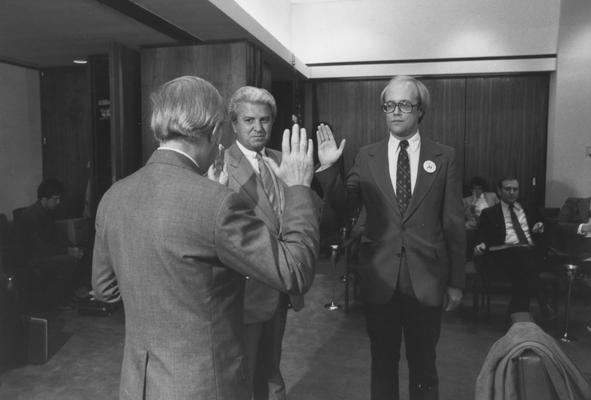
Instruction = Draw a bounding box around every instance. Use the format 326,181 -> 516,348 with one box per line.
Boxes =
501,201 -> 534,245
236,141 -> 265,174
388,131 -> 420,195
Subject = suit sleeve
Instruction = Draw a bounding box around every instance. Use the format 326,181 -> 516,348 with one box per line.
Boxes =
215,185 -> 320,295
315,155 -> 362,219
556,198 -> 582,236
442,150 -> 466,289
91,195 -> 122,303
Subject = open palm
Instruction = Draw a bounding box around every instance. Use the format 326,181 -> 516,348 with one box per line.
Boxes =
316,123 -> 346,167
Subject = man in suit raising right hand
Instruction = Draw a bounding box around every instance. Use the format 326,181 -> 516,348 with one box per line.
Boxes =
224,86 -> 306,400
315,75 -> 465,400
92,76 -> 319,400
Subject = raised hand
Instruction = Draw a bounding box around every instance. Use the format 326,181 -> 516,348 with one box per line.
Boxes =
207,144 -> 228,185
316,123 -> 346,167
266,124 -> 314,187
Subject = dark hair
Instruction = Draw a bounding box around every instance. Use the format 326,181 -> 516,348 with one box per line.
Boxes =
37,178 -> 65,200
470,176 -> 489,191
497,176 -> 519,190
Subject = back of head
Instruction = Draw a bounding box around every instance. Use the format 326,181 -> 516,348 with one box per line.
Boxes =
37,178 -> 65,200
150,76 -> 224,142
228,86 -> 277,123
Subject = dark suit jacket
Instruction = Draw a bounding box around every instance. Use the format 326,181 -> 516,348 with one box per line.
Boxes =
556,197 -> 591,258
478,202 -> 544,248
317,136 -> 465,306
225,142 -> 304,324
92,149 -> 319,400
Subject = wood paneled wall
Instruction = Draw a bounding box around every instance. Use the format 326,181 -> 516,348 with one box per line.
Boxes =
40,67 -> 91,218
307,74 -> 549,205
141,42 -> 264,160
109,42 -> 142,182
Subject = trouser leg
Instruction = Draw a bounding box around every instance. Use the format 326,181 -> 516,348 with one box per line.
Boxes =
401,293 -> 442,400
365,293 -> 403,400
253,296 -> 288,400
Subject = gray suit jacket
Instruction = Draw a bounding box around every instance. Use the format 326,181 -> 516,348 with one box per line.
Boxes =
317,136 -> 465,306
92,149 -> 319,400
225,142 -> 304,324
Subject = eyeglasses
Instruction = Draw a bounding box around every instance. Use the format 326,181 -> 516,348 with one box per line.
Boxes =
381,101 -> 419,114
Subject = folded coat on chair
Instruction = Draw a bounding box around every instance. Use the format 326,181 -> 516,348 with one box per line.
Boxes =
475,322 -> 591,400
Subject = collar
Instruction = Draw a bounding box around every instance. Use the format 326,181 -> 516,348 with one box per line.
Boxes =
157,146 -> 200,169
502,200 -> 523,211
236,140 -> 266,158
388,130 -> 421,151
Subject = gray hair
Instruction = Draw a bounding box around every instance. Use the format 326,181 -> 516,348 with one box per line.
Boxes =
380,75 -> 431,122
228,86 -> 277,123
150,76 -> 224,142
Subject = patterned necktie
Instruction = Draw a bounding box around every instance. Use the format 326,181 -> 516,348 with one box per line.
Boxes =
508,204 -> 529,244
256,153 -> 281,216
396,140 -> 411,215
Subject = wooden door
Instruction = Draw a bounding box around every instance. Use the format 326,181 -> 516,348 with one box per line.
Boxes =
40,66 -> 92,218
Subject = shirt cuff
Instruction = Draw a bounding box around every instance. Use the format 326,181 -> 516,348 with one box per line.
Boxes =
577,223 -> 585,235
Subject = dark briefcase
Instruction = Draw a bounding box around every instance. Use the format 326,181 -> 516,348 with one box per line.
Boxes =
78,297 -> 121,316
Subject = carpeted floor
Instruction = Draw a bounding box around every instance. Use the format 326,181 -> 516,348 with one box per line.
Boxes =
1,257 -> 591,400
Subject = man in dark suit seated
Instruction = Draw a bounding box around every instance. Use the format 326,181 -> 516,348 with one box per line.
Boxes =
475,176 -> 554,318
18,179 -> 83,311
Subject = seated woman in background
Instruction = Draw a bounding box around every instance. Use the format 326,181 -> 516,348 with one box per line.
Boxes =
464,176 -> 499,230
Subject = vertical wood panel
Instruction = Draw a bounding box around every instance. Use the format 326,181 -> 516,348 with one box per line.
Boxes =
41,67 -> 91,218
420,77 -> 466,176
141,42 -> 257,159
110,42 -> 141,181
313,79 -> 388,173
465,75 -> 548,204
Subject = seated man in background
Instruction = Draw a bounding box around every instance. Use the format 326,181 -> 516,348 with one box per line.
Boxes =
476,176 -> 554,318
18,178 -> 83,311
463,176 -> 499,230
556,195 -> 591,261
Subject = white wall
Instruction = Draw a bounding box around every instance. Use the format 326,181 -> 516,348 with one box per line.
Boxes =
291,0 -> 560,77
234,0 -> 292,48
291,0 -> 560,63
0,63 -> 42,219
545,0 -> 591,206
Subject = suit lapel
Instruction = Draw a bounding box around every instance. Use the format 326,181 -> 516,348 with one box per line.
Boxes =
404,138 -> 442,221
225,143 -> 279,230
367,139 -> 399,214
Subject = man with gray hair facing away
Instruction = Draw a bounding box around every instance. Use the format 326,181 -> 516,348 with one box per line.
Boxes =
92,76 -> 319,400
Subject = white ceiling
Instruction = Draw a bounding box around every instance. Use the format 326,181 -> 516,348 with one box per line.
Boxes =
0,0 -> 269,69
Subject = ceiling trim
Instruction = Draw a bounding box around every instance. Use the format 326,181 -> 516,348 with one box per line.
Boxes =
307,54 -> 558,67
97,0 -> 203,44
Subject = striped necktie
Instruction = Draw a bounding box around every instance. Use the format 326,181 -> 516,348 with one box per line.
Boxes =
256,153 -> 281,216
